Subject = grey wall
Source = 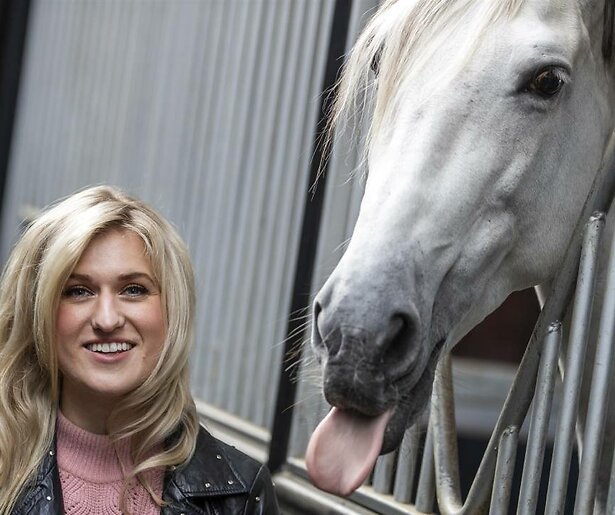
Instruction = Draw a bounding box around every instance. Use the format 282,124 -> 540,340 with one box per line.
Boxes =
2,0 -> 336,430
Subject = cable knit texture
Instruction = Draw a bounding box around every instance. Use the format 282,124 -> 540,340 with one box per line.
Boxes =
56,412 -> 164,514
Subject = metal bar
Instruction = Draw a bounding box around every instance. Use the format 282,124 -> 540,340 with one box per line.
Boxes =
267,0 -> 353,473
607,442 -> 615,514
574,221 -> 615,513
489,426 -> 519,515
545,213 -> 604,514
373,451 -> 396,494
432,354 -> 463,512
415,419 -> 436,513
430,139 -> 615,514
393,424 -> 421,503
517,322 -> 561,515
0,0 -> 32,226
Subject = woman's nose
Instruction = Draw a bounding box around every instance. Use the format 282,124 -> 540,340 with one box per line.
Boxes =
91,293 -> 124,332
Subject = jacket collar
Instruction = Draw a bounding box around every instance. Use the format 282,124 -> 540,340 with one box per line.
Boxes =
166,427 -> 249,498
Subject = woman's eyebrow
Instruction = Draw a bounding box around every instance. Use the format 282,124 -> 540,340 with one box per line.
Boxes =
117,272 -> 155,282
67,272 -> 155,282
67,273 -> 92,282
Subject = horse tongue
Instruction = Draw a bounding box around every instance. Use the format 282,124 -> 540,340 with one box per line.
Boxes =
305,407 -> 392,497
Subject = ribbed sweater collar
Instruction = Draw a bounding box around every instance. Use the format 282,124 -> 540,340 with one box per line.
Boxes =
56,411 -> 133,483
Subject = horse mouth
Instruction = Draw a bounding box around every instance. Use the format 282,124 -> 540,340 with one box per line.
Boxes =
307,338 -> 445,496
381,337 -> 444,451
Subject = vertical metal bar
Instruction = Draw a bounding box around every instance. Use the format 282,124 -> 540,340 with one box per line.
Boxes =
545,213 -> 604,514
393,424 -> 421,503
489,426 -> 519,515
517,322 -> 561,515
0,0 -> 32,224
429,142 -> 615,514
415,420 -> 436,513
431,353 -> 463,513
267,0 -> 353,473
607,443 -> 615,514
574,226 -> 615,514
373,451 -> 396,494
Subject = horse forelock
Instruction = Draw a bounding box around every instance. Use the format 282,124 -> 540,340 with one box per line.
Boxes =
331,0 -> 594,167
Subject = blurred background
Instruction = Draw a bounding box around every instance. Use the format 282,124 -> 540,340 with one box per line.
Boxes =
0,1 -> 557,513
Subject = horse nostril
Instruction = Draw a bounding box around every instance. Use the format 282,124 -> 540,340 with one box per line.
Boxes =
311,300 -> 324,351
381,313 -> 416,375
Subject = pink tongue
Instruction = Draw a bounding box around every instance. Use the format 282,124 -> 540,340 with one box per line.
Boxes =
305,408 -> 392,497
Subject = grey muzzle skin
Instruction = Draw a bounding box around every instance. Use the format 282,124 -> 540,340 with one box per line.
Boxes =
313,315 -> 410,406
312,296 -> 442,454
311,261 -> 440,452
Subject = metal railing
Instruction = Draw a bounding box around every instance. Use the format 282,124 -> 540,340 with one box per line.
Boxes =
332,136 -> 615,513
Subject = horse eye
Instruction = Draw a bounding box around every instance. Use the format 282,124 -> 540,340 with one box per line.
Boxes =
530,68 -> 565,97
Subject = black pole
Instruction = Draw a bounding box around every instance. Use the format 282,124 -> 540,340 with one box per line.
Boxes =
0,0 -> 32,213
268,0 -> 353,474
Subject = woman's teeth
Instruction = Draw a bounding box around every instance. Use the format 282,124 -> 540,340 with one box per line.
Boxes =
86,342 -> 134,353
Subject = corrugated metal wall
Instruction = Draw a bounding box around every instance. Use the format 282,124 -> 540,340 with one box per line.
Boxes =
289,0 -> 377,459
1,0 -> 335,430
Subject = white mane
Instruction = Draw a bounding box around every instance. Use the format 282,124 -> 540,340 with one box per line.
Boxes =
330,0 -> 524,158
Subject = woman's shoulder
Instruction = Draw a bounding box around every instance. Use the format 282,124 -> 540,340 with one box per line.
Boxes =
188,426 -> 269,488
166,426 -> 279,514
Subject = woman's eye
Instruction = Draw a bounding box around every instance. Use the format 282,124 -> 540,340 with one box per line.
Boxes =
62,286 -> 92,298
529,68 -> 566,97
123,284 -> 148,297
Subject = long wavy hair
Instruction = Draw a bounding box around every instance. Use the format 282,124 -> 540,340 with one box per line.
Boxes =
0,185 -> 199,514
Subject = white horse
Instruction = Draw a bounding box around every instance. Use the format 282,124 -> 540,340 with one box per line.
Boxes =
305,0 -> 615,505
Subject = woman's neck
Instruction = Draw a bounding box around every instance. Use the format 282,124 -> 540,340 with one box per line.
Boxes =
60,379 -> 121,434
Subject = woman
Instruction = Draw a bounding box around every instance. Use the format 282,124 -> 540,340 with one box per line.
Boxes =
0,185 -> 279,514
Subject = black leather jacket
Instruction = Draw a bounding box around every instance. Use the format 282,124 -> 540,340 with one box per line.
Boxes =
12,427 -> 279,514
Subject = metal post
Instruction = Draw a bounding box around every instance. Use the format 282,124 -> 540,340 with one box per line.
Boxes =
545,214 -> 604,514
574,221 -> 615,513
606,442 -> 615,513
489,426 -> 519,515
429,142 -> 615,515
393,424 -> 421,503
267,0 -> 353,473
373,451 -> 396,494
0,0 -> 32,222
517,322 -> 561,515
415,419 -> 436,513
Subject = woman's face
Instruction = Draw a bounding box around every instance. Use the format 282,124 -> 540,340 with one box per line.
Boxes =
56,229 -> 166,421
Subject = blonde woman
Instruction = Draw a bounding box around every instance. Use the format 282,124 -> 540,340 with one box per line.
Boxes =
0,185 -> 279,514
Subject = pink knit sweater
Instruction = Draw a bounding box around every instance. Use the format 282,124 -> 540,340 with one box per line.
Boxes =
56,412 -> 164,514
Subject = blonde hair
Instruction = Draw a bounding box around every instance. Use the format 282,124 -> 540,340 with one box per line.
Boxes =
0,185 -> 199,514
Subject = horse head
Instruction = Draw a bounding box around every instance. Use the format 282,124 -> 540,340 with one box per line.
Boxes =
306,0 -> 615,496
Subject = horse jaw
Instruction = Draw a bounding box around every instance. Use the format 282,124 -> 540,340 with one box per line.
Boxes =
308,0 -> 615,496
